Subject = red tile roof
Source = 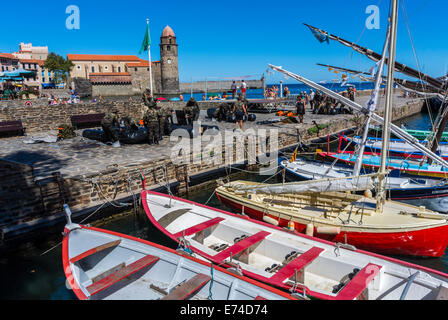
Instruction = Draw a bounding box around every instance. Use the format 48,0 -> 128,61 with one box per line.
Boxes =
0,53 -> 18,60
20,59 -> 45,66
67,54 -> 141,62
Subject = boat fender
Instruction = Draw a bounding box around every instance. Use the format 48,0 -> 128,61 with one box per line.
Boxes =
316,226 -> 341,235
364,190 -> 373,198
306,223 -> 314,237
287,220 -> 295,231
263,215 -> 279,226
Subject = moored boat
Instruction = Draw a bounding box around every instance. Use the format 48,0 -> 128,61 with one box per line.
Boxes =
214,180 -> 448,258
142,190 -> 448,300
279,157 -> 448,214
340,135 -> 448,161
62,212 -> 295,300
318,150 -> 448,179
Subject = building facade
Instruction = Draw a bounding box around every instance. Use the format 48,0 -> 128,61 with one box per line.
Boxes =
0,53 -> 19,72
67,25 -> 180,96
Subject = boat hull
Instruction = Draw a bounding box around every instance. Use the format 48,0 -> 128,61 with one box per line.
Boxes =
281,159 -> 448,214
317,151 -> 448,179
216,192 -> 448,257
340,136 -> 448,161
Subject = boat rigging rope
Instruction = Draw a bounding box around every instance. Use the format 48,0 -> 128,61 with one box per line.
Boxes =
400,1 -> 436,129
208,263 -> 214,300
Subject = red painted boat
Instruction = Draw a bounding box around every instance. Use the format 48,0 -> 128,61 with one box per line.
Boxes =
62,222 -> 296,300
214,181 -> 448,258
142,190 -> 448,300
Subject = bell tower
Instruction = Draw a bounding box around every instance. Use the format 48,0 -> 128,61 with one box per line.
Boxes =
160,25 -> 179,95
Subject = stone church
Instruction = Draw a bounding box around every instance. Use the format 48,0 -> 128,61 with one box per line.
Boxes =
68,25 -> 180,97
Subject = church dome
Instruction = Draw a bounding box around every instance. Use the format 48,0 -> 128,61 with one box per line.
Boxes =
162,25 -> 175,37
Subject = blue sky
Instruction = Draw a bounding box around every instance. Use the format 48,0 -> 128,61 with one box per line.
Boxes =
1,0 -> 447,84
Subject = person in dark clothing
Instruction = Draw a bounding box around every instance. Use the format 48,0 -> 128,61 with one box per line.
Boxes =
102,110 -> 121,147
296,96 -> 306,124
122,116 -> 140,131
233,94 -> 248,130
184,97 -> 200,125
215,103 -> 231,122
143,98 -> 160,145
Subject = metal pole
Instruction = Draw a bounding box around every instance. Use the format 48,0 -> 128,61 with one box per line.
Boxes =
146,19 -> 153,95
280,81 -> 283,98
377,0 -> 399,213
205,77 -> 208,100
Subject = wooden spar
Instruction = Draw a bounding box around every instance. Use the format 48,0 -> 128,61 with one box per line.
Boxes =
303,23 -> 445,91
378,0 -> 399,213
266,66 -> 448,169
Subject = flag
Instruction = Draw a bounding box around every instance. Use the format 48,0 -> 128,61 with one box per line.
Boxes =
306,25 -> 330,44
139,24 -> 151,54
289,146 -> 299,163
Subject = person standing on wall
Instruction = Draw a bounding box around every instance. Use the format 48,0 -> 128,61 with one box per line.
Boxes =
231,81 -> 237,99
241,80 -> 247,98
233,94 -> 248,131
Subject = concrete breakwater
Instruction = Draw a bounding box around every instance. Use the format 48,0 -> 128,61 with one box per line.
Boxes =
0,94 -> 424,249
180,79 -> 265,94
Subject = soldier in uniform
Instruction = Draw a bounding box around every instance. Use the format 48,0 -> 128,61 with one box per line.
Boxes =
157,104 -> 174,139
184,97 -> 200,125
122,116 -> 140,131
101,110 -> 121,147
215,102 -> 231,122
143,97 -> 160,145
232,94 -> 248,131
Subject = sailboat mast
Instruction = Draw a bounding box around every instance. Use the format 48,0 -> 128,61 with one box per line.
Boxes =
377,0 -> 399,213
352,24 -> 391,177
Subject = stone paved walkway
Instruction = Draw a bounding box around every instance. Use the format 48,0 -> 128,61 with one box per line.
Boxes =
0,93 -> 416,180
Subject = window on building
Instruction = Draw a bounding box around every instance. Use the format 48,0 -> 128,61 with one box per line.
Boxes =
77,65 -> 81,70
118,66 -> 121,72
91,66 -> 95,73
135,68 -> 138,72
167,46 -> 171,51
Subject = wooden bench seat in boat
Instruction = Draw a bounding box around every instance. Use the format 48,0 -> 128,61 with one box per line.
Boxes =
269,247 -> 324,286
335,263 -> 382,300
173,217 -> 225,238
86,254 -> 160,296
213,231 -> 271,263
161,273 -> 211,300
70,240 -> 121,263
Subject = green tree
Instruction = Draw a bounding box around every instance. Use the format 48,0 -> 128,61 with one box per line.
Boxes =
44,52 -> 74,85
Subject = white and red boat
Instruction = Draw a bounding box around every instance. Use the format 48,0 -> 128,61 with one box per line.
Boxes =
142,190 -> 448,300
62,210 -> 296,300
214,180 -> 448,258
